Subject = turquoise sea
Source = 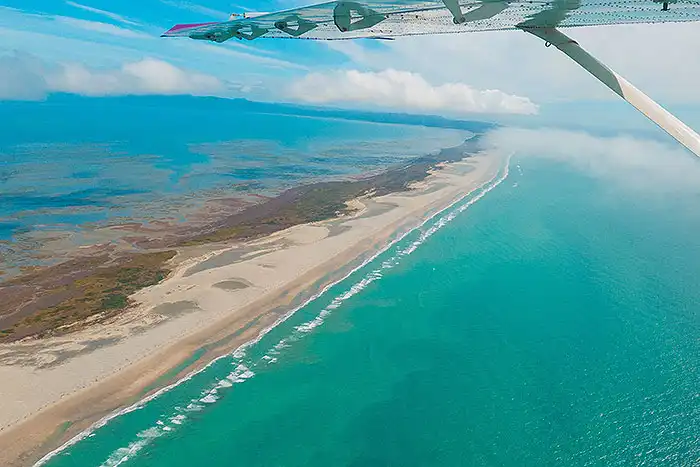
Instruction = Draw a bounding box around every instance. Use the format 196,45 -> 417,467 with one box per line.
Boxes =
39,150 -> 700,466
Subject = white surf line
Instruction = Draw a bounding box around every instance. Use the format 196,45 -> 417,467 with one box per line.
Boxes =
93,163 -> 513,466
95,153 -> 517,467
260,153 -> 513,361
34,152 -> 512,467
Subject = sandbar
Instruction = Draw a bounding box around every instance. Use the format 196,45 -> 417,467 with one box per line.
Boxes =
0,149 -> 506,466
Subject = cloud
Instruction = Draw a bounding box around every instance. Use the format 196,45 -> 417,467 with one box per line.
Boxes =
0,53 -> 48,100
0,6 -> 148,39
179,41 -> 309,69
65,1 -> 140,26
55,17 -> 149,38
0,53 -> 224,100
483,127 -> 700,193
160,0 -> 229,19
288,69 -> 538,115
325,23 -> 700,105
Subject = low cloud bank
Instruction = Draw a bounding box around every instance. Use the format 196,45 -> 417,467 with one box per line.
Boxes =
289,69 -> 538,116
484,127 -> 700,193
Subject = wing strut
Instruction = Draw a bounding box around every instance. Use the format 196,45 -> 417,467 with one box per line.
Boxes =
520,27 -> 700,158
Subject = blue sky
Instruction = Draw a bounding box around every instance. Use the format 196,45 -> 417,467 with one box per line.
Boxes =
0,1 -> 340,95
2,0 -> 700,128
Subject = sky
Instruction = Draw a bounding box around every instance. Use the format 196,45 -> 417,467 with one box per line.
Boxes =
2,0 -> 700,130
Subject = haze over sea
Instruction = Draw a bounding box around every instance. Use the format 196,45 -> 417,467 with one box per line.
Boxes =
3,96 -> 699,466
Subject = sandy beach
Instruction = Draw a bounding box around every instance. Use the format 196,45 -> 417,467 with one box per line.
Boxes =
0,150 -> 505,466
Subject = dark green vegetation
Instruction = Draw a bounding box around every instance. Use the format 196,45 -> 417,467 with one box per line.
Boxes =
0,135 -> 484,342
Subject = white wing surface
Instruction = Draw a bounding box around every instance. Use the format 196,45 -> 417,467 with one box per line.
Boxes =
161,0 -> 700,158
162,0 -> 700,41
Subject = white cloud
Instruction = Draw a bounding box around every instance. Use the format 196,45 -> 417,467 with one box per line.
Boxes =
326,23 -> 700,105
0,6 -> 148,39
483,127 -> 700,193
0,53 -> 48,100
288,69 -> 538,115
65,1 -> 140,26
179,41 -> 309,69
159,0 -> 229,19
0,53 -> 224,100
55,16 -> 149,38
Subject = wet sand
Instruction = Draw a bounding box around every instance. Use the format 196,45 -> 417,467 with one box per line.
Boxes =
0,151 -> 505,466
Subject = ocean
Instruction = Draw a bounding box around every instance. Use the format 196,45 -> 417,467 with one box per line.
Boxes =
38,145 -> 700,466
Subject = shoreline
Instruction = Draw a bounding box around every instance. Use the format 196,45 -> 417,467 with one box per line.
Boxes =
0,149 -> 507,467
0,135 -> 483,343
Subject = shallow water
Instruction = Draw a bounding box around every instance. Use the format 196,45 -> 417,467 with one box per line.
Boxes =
0,95 -> 471,273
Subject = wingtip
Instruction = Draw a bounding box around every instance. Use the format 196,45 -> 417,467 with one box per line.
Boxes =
162,22 -> 219,37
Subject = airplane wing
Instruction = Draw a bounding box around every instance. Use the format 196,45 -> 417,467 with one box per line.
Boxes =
161,0 -> 700,158
162,0 -> 700,42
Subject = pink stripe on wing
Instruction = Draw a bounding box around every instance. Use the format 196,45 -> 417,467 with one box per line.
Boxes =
164,22 -> 219,34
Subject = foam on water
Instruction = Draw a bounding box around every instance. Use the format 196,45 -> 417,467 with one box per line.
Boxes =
217,379 -> 233,388
37,154 -> 511,467
99,427 -> 164,467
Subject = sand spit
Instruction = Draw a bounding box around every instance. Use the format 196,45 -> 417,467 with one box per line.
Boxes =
0,151 -> 504,466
